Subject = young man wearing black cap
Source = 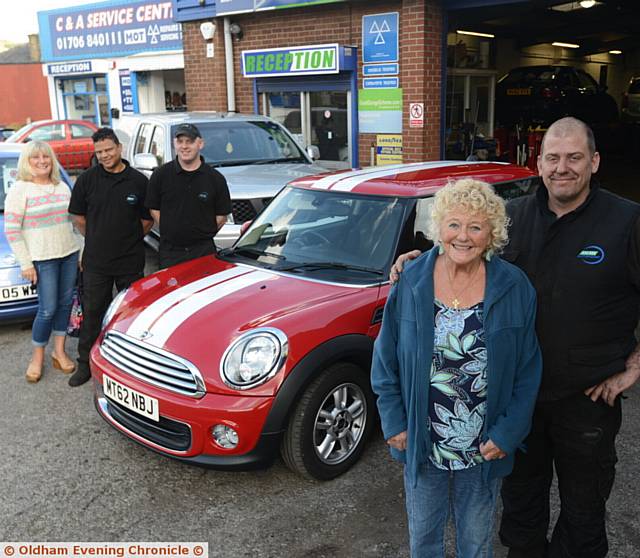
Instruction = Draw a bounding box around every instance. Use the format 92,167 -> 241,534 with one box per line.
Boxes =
146,123 -> 231,268
68,127 -> 153,387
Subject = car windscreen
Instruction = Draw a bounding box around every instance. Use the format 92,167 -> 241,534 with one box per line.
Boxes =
223,187 -> 408,283
5,124 -> 32,143
0,156 -> 19,211
629,79 -> 640,95
499,67 -> 557,86
175,121 -> 307,167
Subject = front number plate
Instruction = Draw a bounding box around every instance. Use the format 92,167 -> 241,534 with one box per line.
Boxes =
103,374 -> 159,422
506,88 -> 531,96
0,284 -> 37,302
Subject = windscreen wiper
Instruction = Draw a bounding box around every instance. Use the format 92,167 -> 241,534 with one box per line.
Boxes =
250,157 -> 305,165
228,246 -> 286,260
278,261 -> 384,275
210,160 -> 252,168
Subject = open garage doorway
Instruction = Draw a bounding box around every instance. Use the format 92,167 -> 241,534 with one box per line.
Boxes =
444,0 -> 640,201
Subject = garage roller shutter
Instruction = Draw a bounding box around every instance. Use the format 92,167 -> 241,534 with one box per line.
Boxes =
256,73 -> 352,93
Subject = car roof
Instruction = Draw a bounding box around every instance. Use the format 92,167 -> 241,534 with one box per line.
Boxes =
0,143 -> 26,154
508,65 -> 571,71
118,112 -> 276,125
20,119 -> 97,128
288,161 -> 537,197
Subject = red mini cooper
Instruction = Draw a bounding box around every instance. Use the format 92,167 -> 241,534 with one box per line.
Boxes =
91,161 -> 538,480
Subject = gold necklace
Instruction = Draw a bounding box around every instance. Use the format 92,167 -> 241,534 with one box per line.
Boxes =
444,259 -> 482,309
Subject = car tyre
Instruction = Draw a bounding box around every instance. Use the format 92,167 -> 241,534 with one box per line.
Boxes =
281,362 -> 375,480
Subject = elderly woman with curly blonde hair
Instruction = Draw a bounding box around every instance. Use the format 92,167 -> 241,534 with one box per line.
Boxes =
371,178 -> 542,558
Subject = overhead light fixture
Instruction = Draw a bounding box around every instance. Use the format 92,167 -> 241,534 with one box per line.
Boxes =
456,30 -> 495,38
551,1 -> 601,12
609,50 -> 622,54
552,41 -> 580,49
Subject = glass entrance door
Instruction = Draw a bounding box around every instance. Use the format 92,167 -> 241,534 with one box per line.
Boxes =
265,90 -> 351,170
308,91 -> 348,169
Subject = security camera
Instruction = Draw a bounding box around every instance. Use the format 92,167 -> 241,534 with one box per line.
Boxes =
229,23 -> 243,40
200,21 -> 216,41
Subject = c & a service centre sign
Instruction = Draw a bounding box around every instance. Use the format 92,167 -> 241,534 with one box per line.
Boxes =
38,0 -> 182,61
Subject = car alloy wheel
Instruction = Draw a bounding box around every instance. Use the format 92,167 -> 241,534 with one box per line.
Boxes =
281,362 -> 375,480
313,381 -> 366,465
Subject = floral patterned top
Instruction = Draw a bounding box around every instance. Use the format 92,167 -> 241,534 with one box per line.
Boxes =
429,300 -> 487,470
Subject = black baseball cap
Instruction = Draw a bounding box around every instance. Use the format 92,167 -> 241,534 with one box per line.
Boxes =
173,123 -> 202,139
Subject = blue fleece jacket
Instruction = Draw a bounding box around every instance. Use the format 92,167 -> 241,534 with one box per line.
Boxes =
371,247 -> 542,483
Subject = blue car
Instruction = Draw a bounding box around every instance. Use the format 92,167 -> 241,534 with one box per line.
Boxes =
0,144 -> 73,323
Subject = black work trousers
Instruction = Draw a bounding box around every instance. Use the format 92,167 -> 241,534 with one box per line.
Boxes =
499,392 -> 622,558
159,240 -> 215,269
77,270 -> 143,366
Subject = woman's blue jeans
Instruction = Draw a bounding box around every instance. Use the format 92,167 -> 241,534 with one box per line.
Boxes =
404,461 -> 501,558
32,251 -> 78,347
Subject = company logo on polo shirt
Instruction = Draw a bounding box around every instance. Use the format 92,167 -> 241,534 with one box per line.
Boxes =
577,245 -> 605,265
126,193 -> 138,205
198,191 -> 210,202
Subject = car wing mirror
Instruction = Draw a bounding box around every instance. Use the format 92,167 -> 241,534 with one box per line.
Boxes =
134,153 -> 159,171
306,145 -> 320,160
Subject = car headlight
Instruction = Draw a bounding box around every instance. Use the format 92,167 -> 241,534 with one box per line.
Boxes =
2,254 -> 17,266
101,288 -> 128,329
220,328 -> 288,390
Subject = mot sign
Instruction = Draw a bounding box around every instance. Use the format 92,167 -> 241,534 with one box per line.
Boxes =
362,12 -> 399,64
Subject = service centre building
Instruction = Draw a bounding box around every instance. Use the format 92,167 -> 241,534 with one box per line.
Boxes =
173,0 -> 635,169
38,0 -> 187,127
172,0 -> 444,169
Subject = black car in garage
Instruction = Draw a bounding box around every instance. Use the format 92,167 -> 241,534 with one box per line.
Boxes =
496,65 -> 619,131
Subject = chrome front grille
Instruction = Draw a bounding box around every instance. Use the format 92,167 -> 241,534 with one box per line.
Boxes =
100,331 -> 205,398
231,199 -> 258,223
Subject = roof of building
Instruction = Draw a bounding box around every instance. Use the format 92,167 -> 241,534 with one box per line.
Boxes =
0,44 -> 36,64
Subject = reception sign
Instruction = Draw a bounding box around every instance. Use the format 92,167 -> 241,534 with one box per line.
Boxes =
242,44 -> 339,78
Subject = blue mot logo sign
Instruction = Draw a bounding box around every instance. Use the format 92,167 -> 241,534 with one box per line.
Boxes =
242,44 -> 339,78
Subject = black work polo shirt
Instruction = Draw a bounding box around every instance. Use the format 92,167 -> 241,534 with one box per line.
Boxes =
145,157 -> 231,249
69,161 -> 151,275
505,182 -> 640,400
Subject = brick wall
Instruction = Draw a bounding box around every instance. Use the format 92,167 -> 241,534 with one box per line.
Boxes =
0,64 -> 51,127
183,0 -> 443,163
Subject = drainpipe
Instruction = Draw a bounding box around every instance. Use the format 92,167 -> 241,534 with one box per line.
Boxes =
224,17 -> 236,113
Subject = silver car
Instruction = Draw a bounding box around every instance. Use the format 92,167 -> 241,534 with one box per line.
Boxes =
115,112 -> 327,250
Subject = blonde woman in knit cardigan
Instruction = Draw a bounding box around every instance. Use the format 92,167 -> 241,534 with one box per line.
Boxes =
4,141 -> 79,383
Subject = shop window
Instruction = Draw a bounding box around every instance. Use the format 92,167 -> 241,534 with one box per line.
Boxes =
447,34 -> 493,69
28,124 -> 65,142
63,79 -> 93,94
71,124 -> 95,139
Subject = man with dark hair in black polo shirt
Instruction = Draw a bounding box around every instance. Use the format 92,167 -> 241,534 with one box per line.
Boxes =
145,123 -> 231,268
68,127 -> 153,387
